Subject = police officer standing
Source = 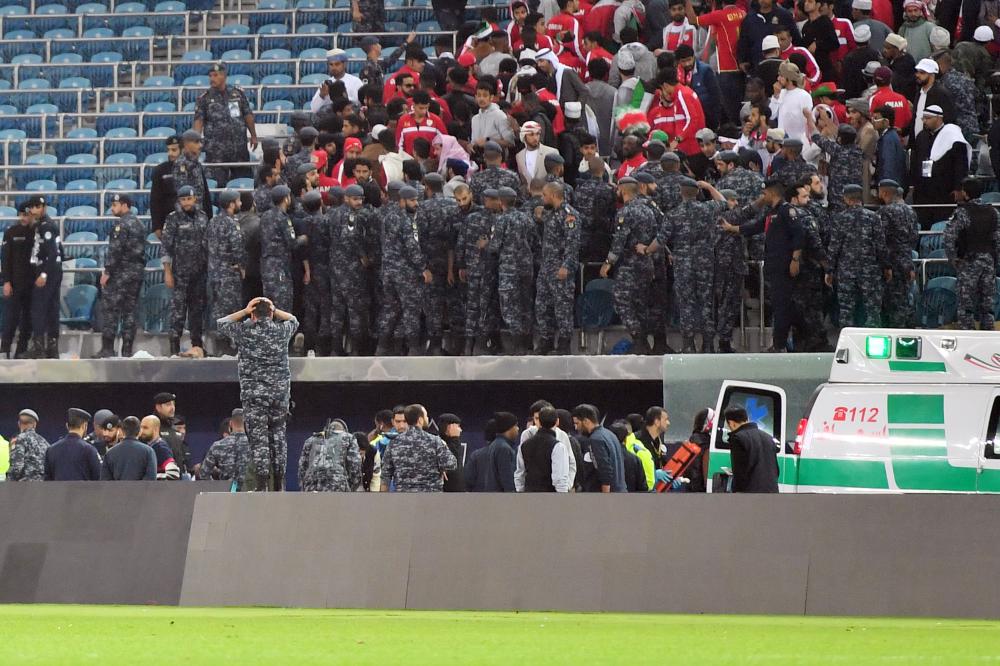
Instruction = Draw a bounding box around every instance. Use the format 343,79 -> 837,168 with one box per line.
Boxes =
298,418 -> 362,492
534,182 -> 581,355
491,186 -> 537,355
259,185 -> 303,314
878,179 -> 919,328
150,135 -> 181,237
172,130 -> 214,221
7,408 -> 48,481
97,193 -> 147,358
162,186 -> 209,355
378,185 -> 431,356
825,184 -> 888,329
206,190 -> 246,357
1,203 -> 36,358
199,408 -> 251,490
153,392 -> 189,476
453,183 -> 494,356
26,196 -> 62,359
944,177 -> 1000,331
415,173 -> 458,355
44,408 -> 100,481
193,63 -> 257,183
218,297 -> 299,491
328,184 -> 373,356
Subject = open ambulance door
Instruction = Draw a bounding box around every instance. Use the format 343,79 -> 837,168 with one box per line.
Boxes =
706,381 -> 790,493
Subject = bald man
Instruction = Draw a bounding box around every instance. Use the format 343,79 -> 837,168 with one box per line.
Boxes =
138,415 -> 180,480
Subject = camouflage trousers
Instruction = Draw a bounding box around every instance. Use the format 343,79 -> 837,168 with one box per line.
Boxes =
379,272 -> 423,338
169,271 -> 206,343
714,267 -> 743,344
957,253 -> 997,330
646,257 -> 671,336
331,270 -> 370,339
464,270 -> 497,337
791,268 -> 827,351
882,270 -> 916,328
261,261 -> 293,312
673,271 -> 715,338
612,266 -> 649,336
209,272 -> 244,323
101,265 -> 144,340
422,271 -> 449,337
303,268 -> 332,341
835,270 -> 882,328
498,272 -> 533,336
534,269 -> 574,340
243,395 -> 288,491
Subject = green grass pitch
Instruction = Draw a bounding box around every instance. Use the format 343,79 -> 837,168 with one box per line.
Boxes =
2,605 -> 999,664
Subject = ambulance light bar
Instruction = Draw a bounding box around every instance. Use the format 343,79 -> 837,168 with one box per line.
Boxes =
864,334 -> 924,361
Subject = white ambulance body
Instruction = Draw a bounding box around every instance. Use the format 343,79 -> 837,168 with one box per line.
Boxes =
707,328 -> 1000,493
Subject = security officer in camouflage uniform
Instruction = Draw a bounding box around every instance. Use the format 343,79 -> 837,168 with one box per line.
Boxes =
415,173 -> 459,355
634,171 -> 672,351
206,190 -> 246,357
378,185 -> 431,356
329,185 -> 373,356
490,187 -> 537,354
773,138 -> 818,190
296,190 -> 331,355
656,153 -> 686,212
715,151 -> 764,208
878,179 -> 919,328
789,179 -> 830,351
454,184 -> 495,355
259,185 -> 300,313
298,418 -> 362,492
534,182 -> 581,355
808,118 -> 863,212
544,154 -> 574,205
714,189 -> 750,353
217,297 -> 299,491
253,162 -> 282,215
162,185 -> 210,356
352,0 -> 385,34
825,184 -> 888,329
652,178 -> 730,353
574,156 -> 616,262
172,130 -> 214,220
193,63 -> 257,183
469,142 -> 522,204
6,408 -> 48,481
474,190 -> 505,354
283,127 -> 319,184
944,177 -> 1000,331
96,193 -> 146,358
635,141 -> 667,181
600,178 -> 657,354
199,408 -> 251,490
26,196 -> 62,359
379,404 -> 457,492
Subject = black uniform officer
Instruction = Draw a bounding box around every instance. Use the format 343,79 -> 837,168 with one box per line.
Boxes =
25,196 -> 62,359
1,203 -> 37,357
149,135 -> 181,237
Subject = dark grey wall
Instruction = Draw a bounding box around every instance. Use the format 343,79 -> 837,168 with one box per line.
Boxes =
180,494 -> 1000,618
0,482 -> 228,605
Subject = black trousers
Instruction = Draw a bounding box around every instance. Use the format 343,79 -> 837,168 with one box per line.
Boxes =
2,283 -> 32,346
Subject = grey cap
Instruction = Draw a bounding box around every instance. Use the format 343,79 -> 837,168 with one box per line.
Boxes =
398,185 -> 419,200
93,408 -> 116,429
180,129 -> 202,143
719,189 -> 739,200
482,188 -> 501,199
660,152 -> 681,163
18,408 -> 39,422
484,141 -> 503,155
617,176 -> 637,185
497,186 -> 518,199
296,162 -> 317,175
177,185 -> 196,198
423,172 -> 444,185
387,181 -> 404,192
543,153 -> 564,165
328,186 -> 344,199
218,189 -> 240,207
299,126 -> 319,140
344,184 -> 365,197
271,184 -> 291,202
68,407 -> 92,422
781,138 -> 803,148
360,36 -> 380,51
878,178 -> 902,189
843,184 -> 864,196
679,176 -> 699,189
716,150 -> 740,163
634,171 -> 656,184
301,190 -> 322,206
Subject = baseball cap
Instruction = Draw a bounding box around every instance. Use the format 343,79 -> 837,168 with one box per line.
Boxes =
271,184 -> 291,202
176,185 -> 196,198
437,413 -> 462,428
209,62 -> 226,73
67,408 -> 92,422
344,137 -> 363,152
695,128 -> 716,142
360,36 -> 380,51
874,66 -> 892,84
497,186 -> 518,199
218,189 -> 240,207
634,171 -> 656,184
781,137 -> 803,148
761,35 -> 780,52
482,188 -> 500,199
370,123 -> 388,139
300,126 -> 319,140
398,186 -> 419,200
863,60 -> 882,77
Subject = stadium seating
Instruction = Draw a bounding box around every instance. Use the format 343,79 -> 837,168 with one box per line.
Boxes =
140,282 -> 170,333
60,283 -> 98,329
921,277 -> 958,328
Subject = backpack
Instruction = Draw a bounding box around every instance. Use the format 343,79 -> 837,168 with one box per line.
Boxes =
308,432 -> 348,477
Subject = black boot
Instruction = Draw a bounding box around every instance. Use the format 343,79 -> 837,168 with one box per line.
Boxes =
700,336 -> 715,354
406,335 -> 423,356
168,336 -> 180,357
426,336 -> 444,356
27,335 -> 46,359
121,338 -> 134,358
462,336 -> 476,356
0,339 -> 10,359
348,335 -> 364,357
375,335 -> 392,356
331,336 -> 345,357
549,338 -> 570,355
13,337 -> 30,359
94,335 -> 116,359
45,335 -> 59,359
718,338 -> 735,353
681,336 -> 696,353
535,337 -> 554,355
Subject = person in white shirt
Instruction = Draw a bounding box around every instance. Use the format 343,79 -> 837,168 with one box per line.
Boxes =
769,61 -> 813,143
310,49 -> 363,109
515,406 -> 571,492
518,399 -> 576,489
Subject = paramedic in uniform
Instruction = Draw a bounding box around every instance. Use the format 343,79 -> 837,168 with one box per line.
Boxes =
193,63 -> 258,183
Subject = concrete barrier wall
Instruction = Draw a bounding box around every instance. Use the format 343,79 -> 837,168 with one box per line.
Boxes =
180,493 -> 1000,618
0,481 -> 228,605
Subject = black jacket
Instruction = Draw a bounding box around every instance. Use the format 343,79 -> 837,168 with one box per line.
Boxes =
44,434 -> 100,481
463,445 -> 490,491
622,446 -> 647,492
149,159 -> 176,234
727,422 -> 779,493
687,431 -> 710,493
0,222 -> 35,288
442,436 -> 466,492
520,428 -> 557,492
100,438 -> 156,481
634,427 -> 664,468
841,46 -> 880,99
909,83 -> 955,140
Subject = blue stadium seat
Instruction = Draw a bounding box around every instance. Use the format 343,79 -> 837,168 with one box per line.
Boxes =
44,27 -> 74,40
413,20 -> 439,47
109,2 -> 145,33
25,178 -> 56,195
0,104 -> 18,130
294,22 -> 328,50
258,23 -> 290,52
144,151 -> 166,166
258,48 -> 292,78
251,0 -> 288,33
298,47 -> 327,75
982,191 -> 1000,204
64,206 -> 100,236
930,220 -> 949,233
60,284 -> 98,329
59,76 -> 91,93
143,101 -> 176,114
214,23 -> 251,57
220,48 -> 253,76
73,26 -> 114,57
96,103 -> 137,137
0,80 -> 10,92
175,48 -> 213,82
62,178 -> 99,207
49,51 -> 83,82
10,53 -> 42,67
228,74 -> 254,88
919,231 -> 945,257
144,256 -> 164,287
343,46 -> 365,74
262,99 -> 293,111
300,72 -> 326,85
33,4 -> 73,34
70,257 -> 100,286
152,0 -> 185,35
921,276 -> 958,328
104,151 -> 138,182
17,152 -> 56,189
144,126 -> 175,139
16,77 -> 50,108
409,0 -> 434,23
120,25 -> 153,61
924,248 -> 955,281
140,282 -> 170,333
144,232 -> 161,261
0,128 -> 26,164
91,50 -> 122,64
295,0 -> 325,27
261,73 -> 293,102
75,3 -> 107,14
226,177 -> 254,190
58,127 -> 98,161
136,75 -> 176,107
181,75 -> 209,88
182,101 -> 196,112
23,102 -> 58,138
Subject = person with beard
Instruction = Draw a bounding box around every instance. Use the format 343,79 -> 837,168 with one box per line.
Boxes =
909,105 -> 970,227
687,129 -> 721,181
798,0 -> 839,81
647,69 -> 707,157
911,58 -> 954,139
882,34 -> 918,101
153,392 -> 189,477
615,135 -> 646,180
138,415 -> 181,480
437,413 -> 467,492
675,45 -> 722,131
898,0 -> 935,62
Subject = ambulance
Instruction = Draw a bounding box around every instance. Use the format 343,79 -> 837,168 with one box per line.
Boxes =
706,328 -> 1000,493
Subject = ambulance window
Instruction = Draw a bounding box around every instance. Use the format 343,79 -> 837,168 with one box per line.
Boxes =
985,397 -> 1000,459
718,387 -> 783,444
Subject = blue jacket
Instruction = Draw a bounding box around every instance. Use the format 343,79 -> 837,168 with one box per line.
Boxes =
685,61 -> 723,130
876,128 -> 907,189
587,426 -> 627,492
737,6 -> 800,68
483,436 -> 516,492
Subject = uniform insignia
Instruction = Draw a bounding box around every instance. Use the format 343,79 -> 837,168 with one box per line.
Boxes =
789,208 -> 798,217
44,231 -> 52,240
114,225 -> 120,233
566,215 -> 576,229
